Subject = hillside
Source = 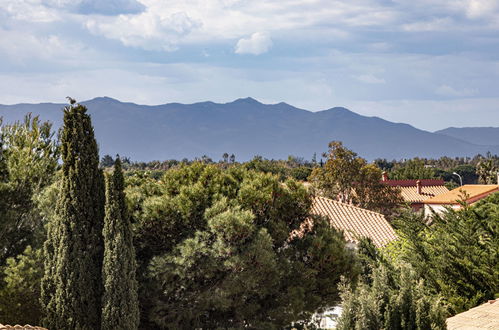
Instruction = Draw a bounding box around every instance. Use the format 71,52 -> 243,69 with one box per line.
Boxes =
435,127 -> 499,147
1,97 -> 498,161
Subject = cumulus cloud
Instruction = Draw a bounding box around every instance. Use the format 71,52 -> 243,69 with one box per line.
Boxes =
235,32 -> 272,55
86,11 -> 201,51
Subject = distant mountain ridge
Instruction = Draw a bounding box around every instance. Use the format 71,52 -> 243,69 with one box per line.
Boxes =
435,127 -> 499,147
0,97 -> 498,161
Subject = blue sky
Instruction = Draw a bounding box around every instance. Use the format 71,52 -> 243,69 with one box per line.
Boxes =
1,0 -> 499,131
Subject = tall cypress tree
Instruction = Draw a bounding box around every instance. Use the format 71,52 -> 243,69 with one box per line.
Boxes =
102,157 -> 139,329
41,101 -> 105,329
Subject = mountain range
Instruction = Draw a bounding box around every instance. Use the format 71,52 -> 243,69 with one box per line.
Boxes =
0,97 -> 498,161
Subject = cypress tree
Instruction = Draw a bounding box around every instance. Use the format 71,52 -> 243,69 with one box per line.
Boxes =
102,157 -> 139,329
41,101 -> 105,329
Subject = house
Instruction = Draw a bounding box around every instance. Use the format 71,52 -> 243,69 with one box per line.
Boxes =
447,299 -> 499,329
423,184 -> 499,215
310,196 -> 397,248
381,172 -> 449,211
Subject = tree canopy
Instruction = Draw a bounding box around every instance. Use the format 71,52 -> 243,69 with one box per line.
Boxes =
310,141 -> 403,218
127,162 -> 358,328
41,102 -> 105,329
391,194 -> 499,314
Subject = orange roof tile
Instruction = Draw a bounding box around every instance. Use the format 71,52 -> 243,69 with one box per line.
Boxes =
447,299 -> 499,330
399,185 -> 450,203
423,185 -> 499,205
310,196 -> 397,247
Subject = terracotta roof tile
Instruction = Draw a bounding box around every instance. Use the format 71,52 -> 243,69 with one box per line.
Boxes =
310,196 -> 397,247
423,185 -> 499,205
399,185 -> 450,203
447,299 -> 499,330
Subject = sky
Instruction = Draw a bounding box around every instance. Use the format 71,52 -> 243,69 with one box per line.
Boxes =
1,0 -> 499,131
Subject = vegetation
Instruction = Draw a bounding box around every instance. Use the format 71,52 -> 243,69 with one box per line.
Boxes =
41,102 -> 105,329
0,115 -> 58,265
0,246 -> 44,325
102,158 -> 140,329
127,163 -> 357,328
337,263 -> 447,330
375,154 -> 499,185
310,141 -> 404,218
392,194 -> 499,314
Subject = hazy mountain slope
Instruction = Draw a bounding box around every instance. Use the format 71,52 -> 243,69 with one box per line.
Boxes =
1,97 -> 498,161
435,127 -> 499,147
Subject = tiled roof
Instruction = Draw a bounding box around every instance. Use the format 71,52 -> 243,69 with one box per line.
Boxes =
423,185 -> 499,205
0,325 -> 47,330
382,179 -> 449,203
447,299 -> 499,329
310,196 -> 397,247
383,179 -> 445,187
399,185 -> 450,203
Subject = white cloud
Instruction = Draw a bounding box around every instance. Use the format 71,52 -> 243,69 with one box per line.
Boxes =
465,0 -> 499,18
76,0 -> 400,50
0,28 -> 87,63
86,11 -> 201,51
235,32 -> 272,55
3,0 -> 61,22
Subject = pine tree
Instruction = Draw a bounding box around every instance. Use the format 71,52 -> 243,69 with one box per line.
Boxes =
102,157 -> 139,330
41,101 -> 105,329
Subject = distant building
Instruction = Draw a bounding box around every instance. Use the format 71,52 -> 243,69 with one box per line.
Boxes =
381,172 -> 449,211
447,299 -> 499,330
423,184 -> 499,215
310,196 -> 397,248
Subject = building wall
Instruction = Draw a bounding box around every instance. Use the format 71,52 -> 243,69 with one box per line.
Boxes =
424,203 -> 460,215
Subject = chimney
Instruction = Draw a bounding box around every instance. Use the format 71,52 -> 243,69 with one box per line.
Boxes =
416,180 -> 422,194
382,171 -> 388,182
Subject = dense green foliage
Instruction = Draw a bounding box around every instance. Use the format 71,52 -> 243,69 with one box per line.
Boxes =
392,194 -> 499,314
375,154 -> 499,185
337,263 -> 447,330
388,158 -> 437,180
102,158 -> 139,330
244,155 -> 314,181
310,141 -> 403,217
0,115 -> 58,264
0,246 -> 44,325
126,163 -> 357,328
41,103 -> 105,329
